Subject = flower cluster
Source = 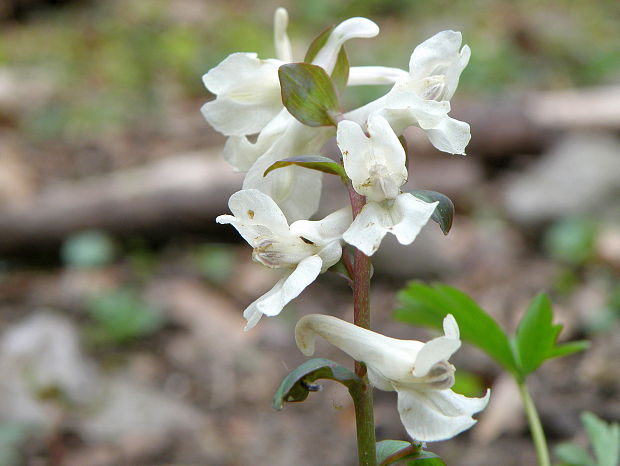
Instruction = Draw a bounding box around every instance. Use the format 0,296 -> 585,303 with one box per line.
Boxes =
203,8 -> 487,443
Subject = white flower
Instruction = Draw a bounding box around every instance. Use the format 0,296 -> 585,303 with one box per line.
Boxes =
345,30 -> 471,155
201,8 -> 291,137
216,189 -> 352,330
205,12 -> 380,221
202,9 -> 380,140
337,114 -> 437,256
295,314 -> 490,442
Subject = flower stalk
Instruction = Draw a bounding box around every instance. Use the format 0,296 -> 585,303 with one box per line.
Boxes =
517,381 -> 550,466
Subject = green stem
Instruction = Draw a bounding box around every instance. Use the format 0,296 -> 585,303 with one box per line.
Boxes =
517,381 -> 550,466
350,376 -> 376,466
349,186 -> 377,466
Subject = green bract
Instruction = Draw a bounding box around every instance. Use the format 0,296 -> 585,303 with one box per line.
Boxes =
410,190 -> 455,235
376,440 -> 445,466
272,358 -> 361,410
279,63 -> 341,127
263,154 -> 348,181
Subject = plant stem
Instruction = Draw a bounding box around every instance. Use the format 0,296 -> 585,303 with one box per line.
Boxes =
349,187 -> 377,466
517,381 -> 550,466
350,377 -> 376,466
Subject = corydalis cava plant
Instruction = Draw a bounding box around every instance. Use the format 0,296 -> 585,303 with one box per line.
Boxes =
205,6 -> 482,463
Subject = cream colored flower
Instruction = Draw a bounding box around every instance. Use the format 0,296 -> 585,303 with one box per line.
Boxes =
217,189 -> 351,330
295,314 -> 490,441
337,114 -> 437,255
345,30 -> 471,155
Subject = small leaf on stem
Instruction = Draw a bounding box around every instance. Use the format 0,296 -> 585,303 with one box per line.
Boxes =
273,358 -> 361,410
376,440 -> 444,465
410,190 -> 454,235
263,155 -> 348,180
279,63 -> 341,127
376,440 -> 412,465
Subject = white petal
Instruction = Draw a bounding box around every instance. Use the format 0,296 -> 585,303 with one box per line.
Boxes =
337,119 -> 371,188
201,95 -> 279,138
444,44 -> 471,101
443,314 -> 459,339
339,115 -> 407,201
408,31 -> 464,82
423,116 -> 471,155
243,275 -> 288,331
396,387 -> 490,442
223,109 -> 291,172
390,193 -> 438,246
315,241 -> 344,271
412,314 -> 461,377
344,195 -> 436,256
273,8 -> 293,62
202,53 -> 283,136
223,135 -> 270,173
227,189 -> 290,233
342,202 -> 389,256
290,207 -> 351,270
290,207 -> 352,244
413,336 -> 460,378
312,17 -> 379,74
366,114 -> 407,181
348,66 -> 408,86
378,94 -> 450,135
256,255 -> 323,316
242,121 -> 332,222
294,315 -> 422,384
216,189 -> 291,247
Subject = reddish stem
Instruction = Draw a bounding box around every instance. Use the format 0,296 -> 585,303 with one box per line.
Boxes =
347,183 -> 377,466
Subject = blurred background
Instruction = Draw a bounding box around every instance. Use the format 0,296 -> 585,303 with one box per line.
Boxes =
0,0 -> 619,464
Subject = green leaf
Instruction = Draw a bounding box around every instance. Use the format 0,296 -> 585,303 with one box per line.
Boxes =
515,293 -> 589,376
376,440 -> 414,465
406,452 -> 446,465
581,412 -> 620,466
410,190 -> 455,235
263,155 -> 347,180
304,25 -> 349,94
272,358 -> 361,410
555,442 -> 596,466
547,340 -> 591,359
395,282 -> 520,376
515,293 -> 559,375
375,441 -> 444,466
279,63 -> 340,127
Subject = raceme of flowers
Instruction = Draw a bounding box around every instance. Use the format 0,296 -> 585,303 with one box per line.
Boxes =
203,7 -> 486,442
